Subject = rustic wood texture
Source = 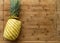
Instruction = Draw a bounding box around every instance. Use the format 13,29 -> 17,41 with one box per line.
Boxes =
0,0 -> 3,11
0,0 -> 60,43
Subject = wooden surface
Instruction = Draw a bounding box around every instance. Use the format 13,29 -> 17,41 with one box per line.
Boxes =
0,0 -> 60,43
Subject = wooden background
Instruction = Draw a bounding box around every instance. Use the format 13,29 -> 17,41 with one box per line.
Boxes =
0,0 -> 60,43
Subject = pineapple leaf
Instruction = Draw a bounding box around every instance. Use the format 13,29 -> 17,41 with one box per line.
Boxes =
10,0 -> 20,17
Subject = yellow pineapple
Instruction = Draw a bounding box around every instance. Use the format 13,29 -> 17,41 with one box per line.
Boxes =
3,0 -> 21,40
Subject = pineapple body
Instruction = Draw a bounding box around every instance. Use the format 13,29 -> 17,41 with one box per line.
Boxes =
3,19 -> 21,40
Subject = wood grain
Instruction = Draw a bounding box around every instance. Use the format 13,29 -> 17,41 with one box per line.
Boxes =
0,0 -> 60,43
4,0 -> 10,11
0,0 -> 3,11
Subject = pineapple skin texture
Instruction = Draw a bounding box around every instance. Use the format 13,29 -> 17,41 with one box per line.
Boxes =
3,19 -> 21,40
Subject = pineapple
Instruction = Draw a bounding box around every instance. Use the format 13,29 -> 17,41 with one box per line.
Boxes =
3,0 -> 21,40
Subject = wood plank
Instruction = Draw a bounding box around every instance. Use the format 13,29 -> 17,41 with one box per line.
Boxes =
0,11 -> 3,33
4,0 -> 10,11
0,33 -> 3,41
3,11 -> 10,26
0,41 -> 46,43
0,0 -> 3,11
47,41 -> 60,43
57,10 -> 60,24
57,0 -> 60,11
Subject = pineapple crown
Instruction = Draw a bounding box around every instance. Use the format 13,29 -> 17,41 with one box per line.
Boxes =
10,0 -> 20,17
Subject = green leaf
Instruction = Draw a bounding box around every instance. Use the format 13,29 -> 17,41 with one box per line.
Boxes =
10,0 -> 20,17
